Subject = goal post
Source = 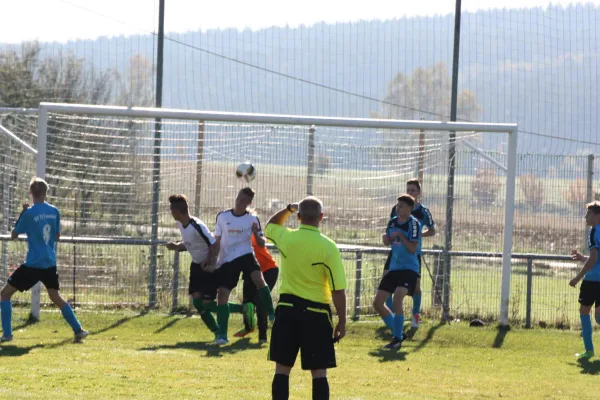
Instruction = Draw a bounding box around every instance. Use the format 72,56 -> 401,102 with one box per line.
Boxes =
35,102 -> 518,325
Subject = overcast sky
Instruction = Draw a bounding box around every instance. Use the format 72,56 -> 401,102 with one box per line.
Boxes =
1,0 -> 595,44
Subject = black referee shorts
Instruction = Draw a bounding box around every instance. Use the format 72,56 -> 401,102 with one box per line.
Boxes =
269,294 -> 336,370
189,262 -> 217,300
578,280 -> 600,307
8,265 -> 60,292
217,253 -> 261,291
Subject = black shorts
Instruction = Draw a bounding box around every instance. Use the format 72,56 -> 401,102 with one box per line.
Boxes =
217,253 -> 261,291
384,252 -> 422,273
8,265 -> 60,292
269,294 -> 336,370
243,267 -> 279,301
189,262 -> 217,300
378,269 -> 419,296
578,280 -> 600,307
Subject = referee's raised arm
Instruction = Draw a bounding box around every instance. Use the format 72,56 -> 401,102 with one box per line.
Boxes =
266,202 -> 299,226
265,196 -> 347,400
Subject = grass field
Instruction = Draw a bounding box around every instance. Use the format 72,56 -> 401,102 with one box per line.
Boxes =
1,311 -> 599,399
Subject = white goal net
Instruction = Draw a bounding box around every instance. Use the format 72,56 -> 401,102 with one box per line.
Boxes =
2,103 -> 517,324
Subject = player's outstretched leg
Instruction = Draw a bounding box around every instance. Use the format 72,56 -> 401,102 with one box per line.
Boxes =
48,290 -> 87,343
250,270 -> 275,322
0,284 -> 17,341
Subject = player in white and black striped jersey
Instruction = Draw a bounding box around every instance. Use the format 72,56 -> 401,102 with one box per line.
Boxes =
166,194 -> 243,339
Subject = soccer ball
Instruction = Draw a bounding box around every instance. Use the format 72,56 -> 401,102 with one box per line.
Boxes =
235,162 -> 256,183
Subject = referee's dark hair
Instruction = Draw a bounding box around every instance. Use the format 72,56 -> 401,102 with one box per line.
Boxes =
169,194 -> 189,214
406,178 -> 421,192
397,194 -> 416,208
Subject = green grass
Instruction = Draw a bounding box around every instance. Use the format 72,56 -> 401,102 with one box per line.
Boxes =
1,311 -> 600,399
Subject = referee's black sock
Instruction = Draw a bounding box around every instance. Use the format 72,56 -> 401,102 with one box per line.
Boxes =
272,373 -> 289,400
312,377 -> 329,400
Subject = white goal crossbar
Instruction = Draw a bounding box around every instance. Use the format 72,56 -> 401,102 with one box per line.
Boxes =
34,102 -> 518,325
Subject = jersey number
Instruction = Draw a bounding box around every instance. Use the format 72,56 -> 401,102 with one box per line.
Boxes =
43,224 -> 52,244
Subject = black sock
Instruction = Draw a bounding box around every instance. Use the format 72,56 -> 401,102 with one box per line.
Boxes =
272,373 -> 289,400
312,377 -> 329,400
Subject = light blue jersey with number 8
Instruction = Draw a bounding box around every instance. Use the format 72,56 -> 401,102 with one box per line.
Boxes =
13,202 -> 60,269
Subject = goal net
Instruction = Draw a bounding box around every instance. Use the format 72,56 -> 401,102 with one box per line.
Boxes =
2,103 -> 517,324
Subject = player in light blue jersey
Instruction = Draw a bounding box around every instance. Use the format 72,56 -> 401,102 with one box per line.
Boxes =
374,194 -> 422,349
570,201 -> 600,359
384,178 -> 435,328
0,177 -> 87,343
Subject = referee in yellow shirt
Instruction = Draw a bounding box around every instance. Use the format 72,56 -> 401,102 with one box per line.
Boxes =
265,196 -> 347,400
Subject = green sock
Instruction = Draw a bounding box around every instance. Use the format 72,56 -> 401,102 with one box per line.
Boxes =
193,299 -> 219,334
203,301 -> 217,313
200,312 -> 219,334
258,286 -> 275,315
216,304 -> 230,339
192,298 -> 206,313
228,302 -> 243,313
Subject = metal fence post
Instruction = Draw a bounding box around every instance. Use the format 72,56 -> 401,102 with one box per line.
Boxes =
442,248 -> 451,321
525,258 -> 533,329
353,251 -> 362,321
307,125 -> 315,196
171,251 -> 180,314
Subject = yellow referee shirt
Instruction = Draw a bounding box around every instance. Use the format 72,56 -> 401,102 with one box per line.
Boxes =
265,223 -> 347,305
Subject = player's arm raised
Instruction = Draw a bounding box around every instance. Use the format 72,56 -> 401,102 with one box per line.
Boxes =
570,248 -> 598,287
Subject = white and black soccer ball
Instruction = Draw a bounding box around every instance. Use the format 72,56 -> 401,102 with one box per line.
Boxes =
235,162 -> 256,183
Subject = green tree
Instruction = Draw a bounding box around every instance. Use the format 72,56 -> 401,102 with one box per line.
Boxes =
0,42 -> 155,232
371,62 -> 482,172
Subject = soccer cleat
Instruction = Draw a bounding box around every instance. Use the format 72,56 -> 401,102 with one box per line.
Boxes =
384,336 -> 404,350
576,350 -> 595,359
74,329 -> 89,343
0,335 -> 13,343
213,337 -> 229,346
233,328 -> 255,338
243,303 -> 256,330
411,313 -> 421,328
